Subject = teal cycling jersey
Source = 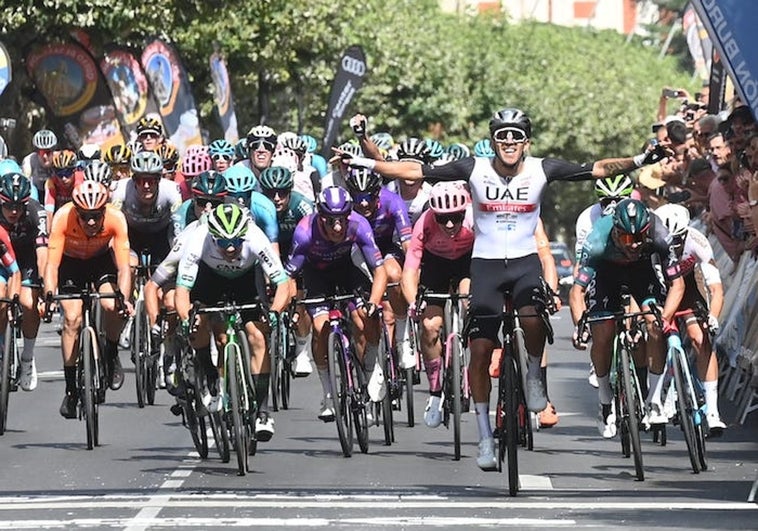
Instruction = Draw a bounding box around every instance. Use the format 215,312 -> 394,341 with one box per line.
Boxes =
278,190 -> 314,255
249,191 -> 279,243
175,199 -> 196,232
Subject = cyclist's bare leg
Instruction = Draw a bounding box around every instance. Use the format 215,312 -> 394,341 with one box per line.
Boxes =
643,311 -> 666,405
589,320 -> 614,404
384,257 -> 409,352
420,307 -> 443,391
686,317 -> 722,423
19,286 -> 41,343
470,337 -> 495,440
245,319 -> 271,413
98,281 -> 127,344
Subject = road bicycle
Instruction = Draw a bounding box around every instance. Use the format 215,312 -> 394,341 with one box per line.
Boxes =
45,288 -> 124,450
0,295 -> 21,435
577,291 -> 659,482
299,292 -> 369,457
412,288 -> 471,461
493,283 -> 554,496
269,301 -> 296,411
193,300 -> 261,476
131,249 -> 159,408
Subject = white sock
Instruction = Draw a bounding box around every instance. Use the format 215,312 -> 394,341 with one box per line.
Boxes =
474,402 -> 493,440
317,368 -> 332,397
703,380 -> 720,417
21,337 -> 36,362
527,355 -> 541,378
296,331 -> 312,350
648,371 -> 664,405
597,375 -> 613,404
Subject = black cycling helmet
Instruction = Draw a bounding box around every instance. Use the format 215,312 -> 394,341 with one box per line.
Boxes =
488,108 -> 532,138
345,168 -> 382,195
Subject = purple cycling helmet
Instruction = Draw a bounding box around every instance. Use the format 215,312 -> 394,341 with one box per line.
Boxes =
317,186 -> 353,217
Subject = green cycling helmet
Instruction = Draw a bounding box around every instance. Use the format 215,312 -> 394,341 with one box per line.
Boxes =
259,166 -> 294,191
613,198 -> 650,235
208,203 -> 249,240
595,174 -> 634,199
192,170 -> 228,199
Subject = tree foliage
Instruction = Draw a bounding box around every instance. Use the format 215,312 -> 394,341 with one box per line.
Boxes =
0,0 -> 695,240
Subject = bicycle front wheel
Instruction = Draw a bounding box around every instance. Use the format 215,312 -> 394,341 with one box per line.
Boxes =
351,358 -> 369,454
502,349 -> 520,497
227,344 -> 248,475
328,331 -> 353,457
672,349 -> 701,474
269,323 -> 281,412
449,333 -> 463,461
620,347 -> 644,481
0,322 -> 16,435
81,327 -> 99,450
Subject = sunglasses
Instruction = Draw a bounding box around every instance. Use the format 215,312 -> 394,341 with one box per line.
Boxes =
55,168 -> 75,178
193,197 -> 224,210
211,153 -> 233,163
492,127 -> 528,144
215,237 -> 244,249
248,139 -> 276,152
354,192 -> 379,204
38,149 -> 53,157
321,215 -> 348,228
76,208 -> 105,223
615,229 -> 647,246
230,192 -> 251,208
717,174 -> 732,183
134,175 -> 160,186
1,202 -> 25,211
434,212 -> 466,225
139,132 -> 160,140
262,187 -> 291,199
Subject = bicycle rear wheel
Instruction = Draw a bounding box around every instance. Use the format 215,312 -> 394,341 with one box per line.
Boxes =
404,367 -> 415,427
81,327 -> 99,450
227,344 -> 248,475
0,322 -> 16,435
502,349 -> 520,497
672,350 -> 701,474
381,345 -> 394,446
620,347 -> 644,481
269,323 -> 281,412
328,332 -> 353,457
210,410 -> 230,462
133,300 -> 146,408
352,358 -> 369,454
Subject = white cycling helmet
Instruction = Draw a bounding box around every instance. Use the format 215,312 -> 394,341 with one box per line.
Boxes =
655,203 -> 690,237
32,129 -> 58,150
130,151 -> 163,174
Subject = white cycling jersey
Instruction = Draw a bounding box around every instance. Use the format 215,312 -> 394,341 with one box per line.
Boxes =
385,180 -> 431,225
151,220 -> 203,287
679,226 -> 722,286
176,221 -> 288,289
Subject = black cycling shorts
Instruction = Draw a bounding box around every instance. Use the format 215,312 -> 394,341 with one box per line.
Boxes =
468,255 -> 542,341
58,252 -> 118,293
190,262 -> 267,322
586,259 -> 667,316
419,250 -> 471,307
128,227 -> 171,266
302,260 -> 372,317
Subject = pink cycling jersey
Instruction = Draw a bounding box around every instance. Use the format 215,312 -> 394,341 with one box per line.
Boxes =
404,207 -> 474,270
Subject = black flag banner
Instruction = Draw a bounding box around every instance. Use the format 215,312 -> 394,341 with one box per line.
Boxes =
320,46 -> 367,159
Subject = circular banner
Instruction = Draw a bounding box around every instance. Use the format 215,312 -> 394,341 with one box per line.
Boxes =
26,43 -> 98,117
0,42 -> 11,97
101,49 -> 149,125
141,40 -> 180,115
210,52 -> 231,115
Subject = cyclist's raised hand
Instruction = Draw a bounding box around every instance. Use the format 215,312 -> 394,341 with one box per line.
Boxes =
349,114 -> 368,138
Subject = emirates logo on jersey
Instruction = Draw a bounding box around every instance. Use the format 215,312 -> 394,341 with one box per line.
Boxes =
479,203 -> 536,213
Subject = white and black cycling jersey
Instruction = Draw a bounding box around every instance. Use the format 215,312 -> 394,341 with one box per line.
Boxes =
423,155 -> 595,260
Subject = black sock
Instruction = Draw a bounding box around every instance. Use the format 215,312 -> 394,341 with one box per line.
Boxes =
430,390 -> 442,398
105,340 -> 118,359
195,346 -> 217,383
541,366 -> 550,402
636,366 -> 649,401
64,366 -> 77,395
254,373 -> 270,412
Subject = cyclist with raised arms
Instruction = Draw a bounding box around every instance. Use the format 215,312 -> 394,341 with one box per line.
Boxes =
654,203 -> 726,433
284,186 -> 388,421
345,167 -> 415,369
342,107 -> 669,470
44,182 -> 132,417
570,199 -> 685,437
401,180 -> 474,428
0,173 -> 48,391
175,203 -> 291,442
259,166 -> 315,376
572,175 -> 636,389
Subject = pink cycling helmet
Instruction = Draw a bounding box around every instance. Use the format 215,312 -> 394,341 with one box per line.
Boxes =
429,181 -> 470,214
182,149 -> 212,177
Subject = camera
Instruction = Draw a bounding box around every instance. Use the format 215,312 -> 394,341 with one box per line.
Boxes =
663,88 -> 681,98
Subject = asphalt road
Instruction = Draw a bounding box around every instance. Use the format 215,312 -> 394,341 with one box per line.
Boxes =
0,308 -> 756,529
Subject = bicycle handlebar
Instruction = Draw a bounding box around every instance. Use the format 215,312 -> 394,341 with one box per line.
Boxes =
42,290 -> 125,323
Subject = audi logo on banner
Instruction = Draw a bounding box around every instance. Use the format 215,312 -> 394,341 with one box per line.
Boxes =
341,56 -> 366,77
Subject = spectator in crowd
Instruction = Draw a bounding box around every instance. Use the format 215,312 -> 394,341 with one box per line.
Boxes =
694,114 -> 720,160
681,157 -> 715,215
708,164 -> 751,265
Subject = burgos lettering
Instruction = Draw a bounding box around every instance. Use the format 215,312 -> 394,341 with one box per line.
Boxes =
341,56 -> 366,77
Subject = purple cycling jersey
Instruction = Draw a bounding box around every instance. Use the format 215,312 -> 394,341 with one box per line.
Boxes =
365,188 -> 412,248
285,211 -> 384,274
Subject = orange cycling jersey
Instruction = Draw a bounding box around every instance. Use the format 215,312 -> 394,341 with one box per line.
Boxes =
47,203 -> 130,267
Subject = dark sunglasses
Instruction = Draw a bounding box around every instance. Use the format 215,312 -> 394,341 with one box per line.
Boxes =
230,192 -> 251,208
193,197 -> 224,210
615,229 -> 647,246
134,175 -> 160,186
354,192 -> 379,204
321,215 -> 348,228
55,168 -> 75,178
38,149 -> 53,157
248,139 -> 276,152
76,208 -> 105,222
214,236 -> 244,249
1,201 -> 25,211
434,212 -> 466,225
139,132 -> 160,140
211,153 -> 233,162
262,187 -> 291,199
492,127 -> 528,144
